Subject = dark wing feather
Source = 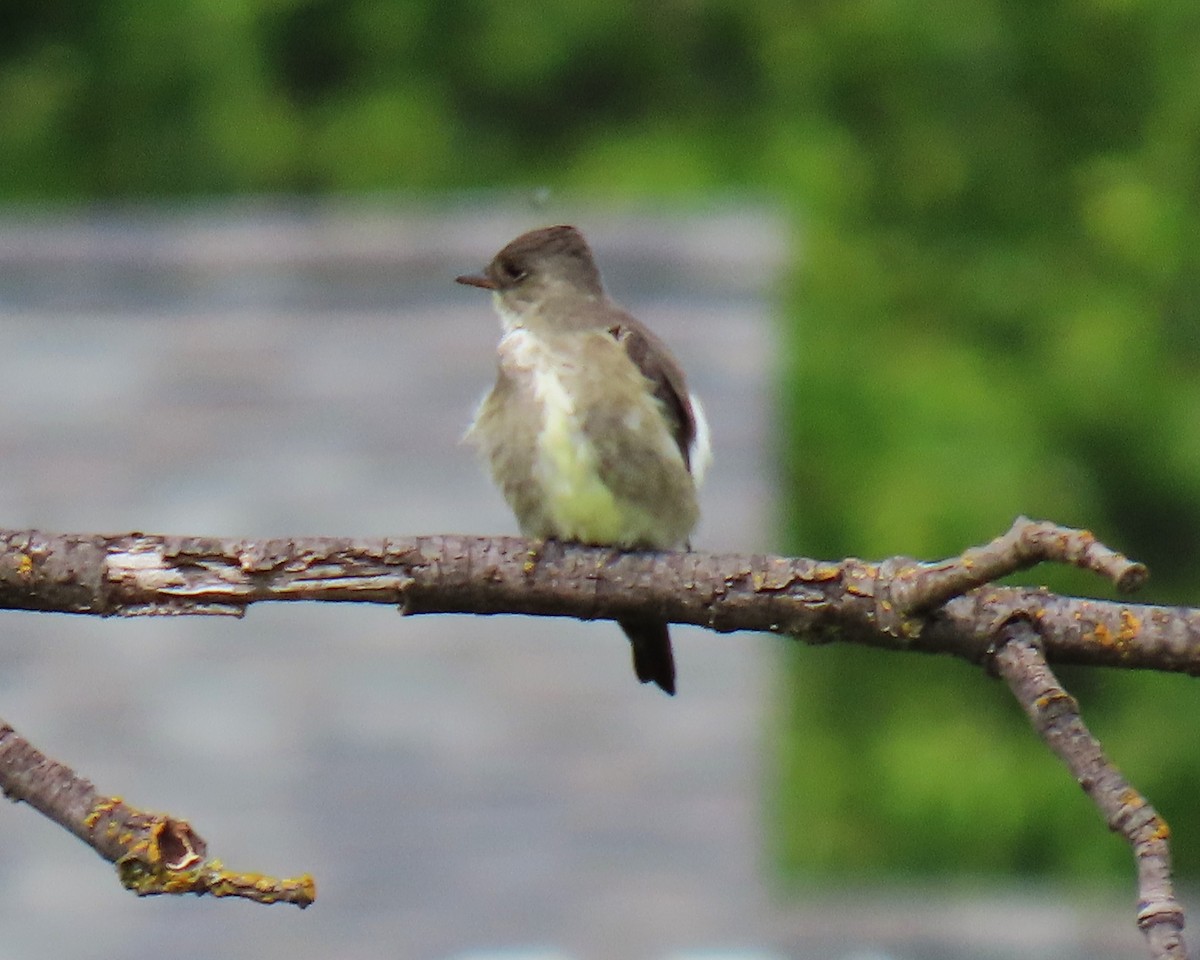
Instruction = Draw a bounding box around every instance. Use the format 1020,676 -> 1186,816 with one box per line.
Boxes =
607,317 -> 697,471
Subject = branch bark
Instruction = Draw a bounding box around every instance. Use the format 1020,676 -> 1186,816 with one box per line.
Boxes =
0,518 -> 1184,675
992,620 -> 1185,960
0,516 -> 1190,957
0,718 -> 315,907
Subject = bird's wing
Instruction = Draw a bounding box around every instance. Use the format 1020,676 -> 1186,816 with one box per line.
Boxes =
606,315 -> 697,472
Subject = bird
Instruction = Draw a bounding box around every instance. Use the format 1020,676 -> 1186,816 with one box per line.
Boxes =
457,224 -> 710,695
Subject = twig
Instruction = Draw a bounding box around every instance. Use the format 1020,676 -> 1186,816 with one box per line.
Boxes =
0,719 -> 315,907
885,516 -> 1148,615
992,620 -> 1186,960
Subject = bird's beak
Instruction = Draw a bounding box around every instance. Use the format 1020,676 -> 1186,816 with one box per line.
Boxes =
455,273 -> 496,290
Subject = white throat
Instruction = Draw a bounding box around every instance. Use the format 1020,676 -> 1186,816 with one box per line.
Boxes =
492,293 -> 527,334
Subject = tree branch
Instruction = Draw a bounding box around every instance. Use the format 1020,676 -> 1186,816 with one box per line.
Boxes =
0,718 -> 315,908
992,620 -> 1185,960
0,519 -> 1190,675
887,514 -> 1148,613
0,517 -> 1191,956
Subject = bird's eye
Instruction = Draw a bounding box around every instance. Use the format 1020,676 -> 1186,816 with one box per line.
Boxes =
496,258 -> 527,284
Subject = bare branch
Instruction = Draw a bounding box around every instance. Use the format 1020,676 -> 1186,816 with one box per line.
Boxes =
0,719 -> 315,908
0,518 -> 1192,943
888,515 -> 1150,614
992,620 -> 1185,960
0,526 -> 1190,675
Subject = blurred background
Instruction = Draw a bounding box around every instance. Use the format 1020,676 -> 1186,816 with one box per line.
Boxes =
2,1 -> 1200,958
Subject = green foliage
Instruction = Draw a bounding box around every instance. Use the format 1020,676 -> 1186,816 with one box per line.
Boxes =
4,0 -> 1200,885
772,0 -> 1200,884
0,0 -> 761,197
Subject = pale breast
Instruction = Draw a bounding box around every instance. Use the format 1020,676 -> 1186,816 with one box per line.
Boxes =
485,328 -> 697,548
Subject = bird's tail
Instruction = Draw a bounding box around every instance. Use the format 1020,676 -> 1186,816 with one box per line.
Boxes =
619,618 -> 676,696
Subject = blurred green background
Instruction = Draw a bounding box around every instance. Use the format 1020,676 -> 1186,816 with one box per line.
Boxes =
5,0 -> 1200,886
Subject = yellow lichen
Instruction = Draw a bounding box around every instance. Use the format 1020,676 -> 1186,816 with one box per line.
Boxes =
1090,611 -> 1140,656
1119,788 -> 1144,809
1118,609 -> 1141,642
84,796 -> 124,830
810,564 -> 841,582
116,851 -> 316,908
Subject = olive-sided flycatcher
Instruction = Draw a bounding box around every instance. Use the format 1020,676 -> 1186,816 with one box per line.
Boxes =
457,225 -> 711,695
